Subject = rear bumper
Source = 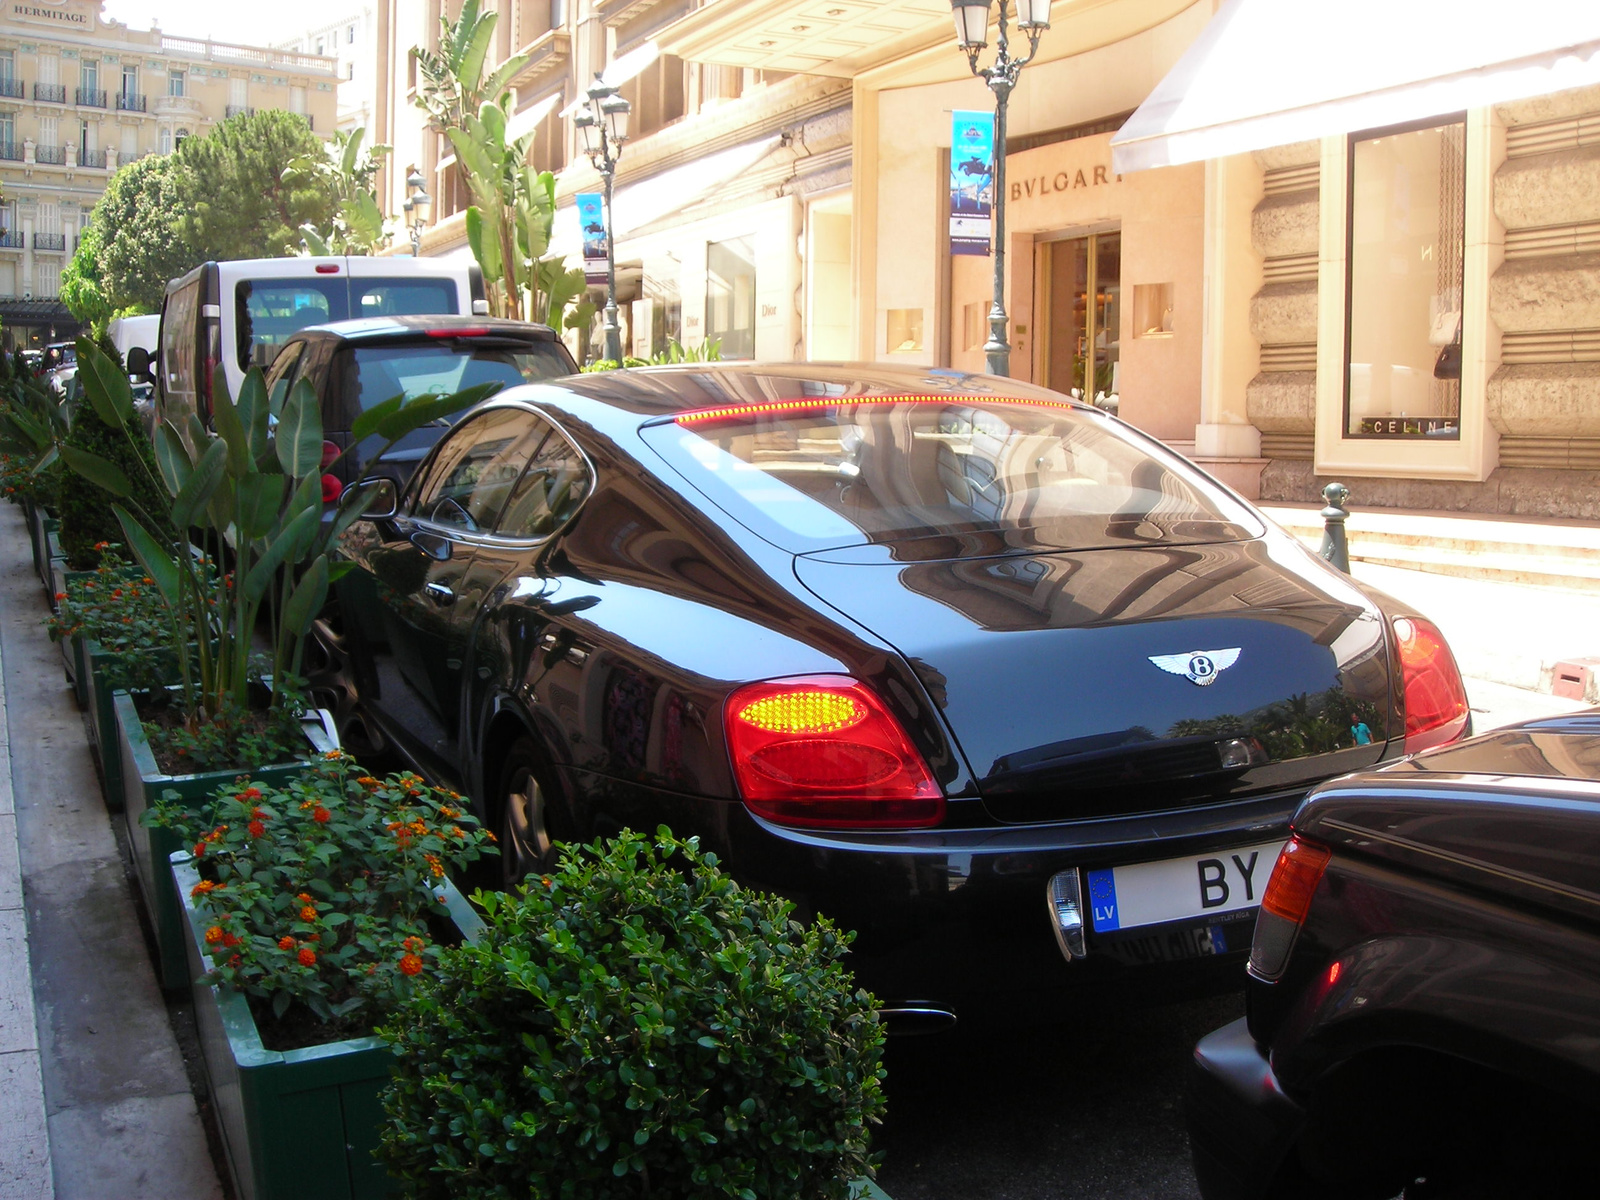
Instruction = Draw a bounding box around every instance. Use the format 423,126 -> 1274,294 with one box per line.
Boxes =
1185,1017 -> 1305,1200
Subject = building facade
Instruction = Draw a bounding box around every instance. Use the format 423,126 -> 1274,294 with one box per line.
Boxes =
0,0 -> 338,350
367,0 -> 1597,518
273,7 -> 379,134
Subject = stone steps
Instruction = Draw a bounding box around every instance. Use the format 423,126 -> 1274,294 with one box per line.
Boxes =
1259,504 -> 1600,594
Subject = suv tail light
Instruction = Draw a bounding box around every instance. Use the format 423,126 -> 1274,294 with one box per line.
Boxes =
724,676 -> 944,830
1392,616 -> 1469,754
1249,834 -> 1332,982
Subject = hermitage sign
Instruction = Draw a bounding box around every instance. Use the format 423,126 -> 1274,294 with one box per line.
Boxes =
11,0 -> 94,30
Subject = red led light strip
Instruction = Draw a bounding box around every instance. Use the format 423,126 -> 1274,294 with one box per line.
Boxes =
673,393 -> 1082,425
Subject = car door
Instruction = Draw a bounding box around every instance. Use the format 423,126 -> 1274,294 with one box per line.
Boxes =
352,405 -> 550,778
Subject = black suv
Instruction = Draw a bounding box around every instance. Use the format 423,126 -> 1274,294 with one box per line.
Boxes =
1187,712 -> 1600,1200
263,315 -> 578,489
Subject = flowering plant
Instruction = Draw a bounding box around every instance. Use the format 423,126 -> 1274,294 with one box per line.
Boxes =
146,750 -> 496,1037
46,542 -> 181,694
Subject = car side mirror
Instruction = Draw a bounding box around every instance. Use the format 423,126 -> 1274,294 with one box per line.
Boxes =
125,345 -> 153,381
349,476 -> 398,520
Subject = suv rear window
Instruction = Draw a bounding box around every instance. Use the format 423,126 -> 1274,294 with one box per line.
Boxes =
236,277 -> 461,369
641,397 -> 1263,556
328,339 -> 572,431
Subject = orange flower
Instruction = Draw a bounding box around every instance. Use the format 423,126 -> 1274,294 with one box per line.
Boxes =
191,880 -> 216,899
277,935 -> 295,950
204,925 -> 225,945
237,787 -> 262,803
398,954 -> 423,976
297,947 -> 317,966
424,854 -> 444,879
53,592 -> 65,602
312,806 -> 330,824
220,931 -> 241,948
356,776 -> 380,790
402,936 -> 426,953
248,820 -> 266,839
300,905 -> 317,922
193,842 -> 207,858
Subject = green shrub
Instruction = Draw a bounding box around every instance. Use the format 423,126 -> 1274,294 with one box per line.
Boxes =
378,827 -> 886,1200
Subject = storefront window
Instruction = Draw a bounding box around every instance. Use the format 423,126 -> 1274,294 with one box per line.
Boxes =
706,237 -> 756,360
1344,118 -> 1465,439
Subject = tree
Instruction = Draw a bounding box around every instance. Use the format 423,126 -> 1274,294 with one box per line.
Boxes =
175,109 -> 334,260
60,224 -> 114,334
92,153 -> 200,314
412,0 -> 528,159
285,126 -> 393,255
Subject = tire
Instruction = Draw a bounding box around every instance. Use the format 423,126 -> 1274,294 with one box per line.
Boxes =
497,736 -> 566,889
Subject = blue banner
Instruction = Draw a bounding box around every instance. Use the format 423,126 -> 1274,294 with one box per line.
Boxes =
950,110 -> 994,257
577,192 -> 607,285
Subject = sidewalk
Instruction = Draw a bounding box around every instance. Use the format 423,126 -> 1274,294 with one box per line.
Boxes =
0,501 -> 1593,1198
0,512 -> 221,1200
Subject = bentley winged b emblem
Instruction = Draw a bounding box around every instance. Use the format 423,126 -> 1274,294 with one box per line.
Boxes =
1148,648 -> 1241,687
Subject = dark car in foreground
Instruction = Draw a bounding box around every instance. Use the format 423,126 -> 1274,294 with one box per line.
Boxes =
262,314 -> 577,490
314,362 -> 1470,1025
1187,712 -> 1600,1199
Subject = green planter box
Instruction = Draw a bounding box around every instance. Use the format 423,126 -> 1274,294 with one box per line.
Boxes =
116,690 -> 338,990
27,501 -> 57,587
84,643 -> 183,812
174,854 -> 485,1200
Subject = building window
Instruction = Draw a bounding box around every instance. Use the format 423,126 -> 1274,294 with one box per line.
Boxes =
81,59 -> 99,93
316,38 -> 325,56
348,24 -> 356,44
550,0 -> 564,28
348,62 -> 356,80
38,115 -> 58,150
706,236 -> 756,360
122,63 -> 138,98
619,55 -> 686,143
0,51 -> 14,84
169,69 -> 186,97
160,127 -> 172,155
1344,117 -> 1466,440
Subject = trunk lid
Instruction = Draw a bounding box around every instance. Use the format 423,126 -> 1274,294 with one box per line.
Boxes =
794,536 -> 1394,823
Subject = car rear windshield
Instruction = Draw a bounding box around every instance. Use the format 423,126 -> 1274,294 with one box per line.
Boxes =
641,398 -> 1263,555
236,277 -> 459,369
329,340 -> 572,430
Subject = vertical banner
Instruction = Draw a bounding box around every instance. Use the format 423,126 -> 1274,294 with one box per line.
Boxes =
949,110 -> 995,257
577,192 -> 608,284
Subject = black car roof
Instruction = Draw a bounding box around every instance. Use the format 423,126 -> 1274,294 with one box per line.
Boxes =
293,315 -> 560,343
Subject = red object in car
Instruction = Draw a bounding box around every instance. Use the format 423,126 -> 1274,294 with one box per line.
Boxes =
1392,616 -> 1470,754
321,474 -> 343,503
1248,834 -> 1333,981
724,675 -> 944,830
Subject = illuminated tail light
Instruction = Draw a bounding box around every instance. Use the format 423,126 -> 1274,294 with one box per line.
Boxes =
724,676 -> 944,830
1392,616 -> 1469,754
1249,835 -> 1332,982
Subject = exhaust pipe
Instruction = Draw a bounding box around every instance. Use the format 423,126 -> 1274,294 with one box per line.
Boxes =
880,1005 -> 958,1036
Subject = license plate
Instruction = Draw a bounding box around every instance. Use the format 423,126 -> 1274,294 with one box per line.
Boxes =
1086,839 -> 1286,933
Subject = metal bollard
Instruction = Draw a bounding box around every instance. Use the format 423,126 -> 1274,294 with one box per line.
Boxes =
1318,482 -> 1351,573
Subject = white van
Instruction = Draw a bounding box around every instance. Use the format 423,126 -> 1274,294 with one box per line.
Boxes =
144,256 -> 487,440
109,313 -> 160,365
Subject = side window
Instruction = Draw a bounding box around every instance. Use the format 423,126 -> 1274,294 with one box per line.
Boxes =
413,407 -> 542,534
264,342 -> 305,408
235,280 -> 344,372
496,420 -> 590,539
351,278 -> 457,317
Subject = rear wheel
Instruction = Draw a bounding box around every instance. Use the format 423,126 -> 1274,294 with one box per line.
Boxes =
498,737 -> 566,888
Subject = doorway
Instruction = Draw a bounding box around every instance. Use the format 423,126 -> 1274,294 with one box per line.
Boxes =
1036,230 -> 1120,404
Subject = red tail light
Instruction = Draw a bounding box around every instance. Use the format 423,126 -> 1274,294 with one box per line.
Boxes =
315,263 -> 341,274
1249,834 -> 1332,982
724,676 -> 944,830
321,474 -> 343,503
1392,616 -> 1469,754
427,327 -> 489,338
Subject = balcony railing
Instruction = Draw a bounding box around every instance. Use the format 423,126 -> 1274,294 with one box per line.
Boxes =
0,141 -> 21,162
76,87 -> 107,108
33,145 -> 66,165
79,148 -> 107,168
33,233 -> 66,252
0,232 -> 23,249
115,92 -> 147,112
33,83 -> 66,104
225,104 -> 255,119
0,78 -> 24,100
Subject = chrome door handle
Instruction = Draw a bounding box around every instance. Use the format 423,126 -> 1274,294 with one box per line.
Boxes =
424,581 -> 455,605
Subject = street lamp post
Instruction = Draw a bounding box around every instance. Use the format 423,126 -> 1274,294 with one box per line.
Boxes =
403,166 -> 432,256
575,76 -> 632,364
950,0 -> 1050,377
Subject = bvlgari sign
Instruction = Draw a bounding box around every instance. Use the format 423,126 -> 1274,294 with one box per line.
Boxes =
11,0 -> 94,29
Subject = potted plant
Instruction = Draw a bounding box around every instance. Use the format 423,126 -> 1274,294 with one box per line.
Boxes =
378,828 -> 890,1200
156,752 -> 496,1200
46,543 -> 183,805
37,338 -> 490,987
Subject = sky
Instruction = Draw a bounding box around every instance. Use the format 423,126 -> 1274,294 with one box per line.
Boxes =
99,1 -> 340,48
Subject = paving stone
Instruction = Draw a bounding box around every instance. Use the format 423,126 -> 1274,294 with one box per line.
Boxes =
47,1095 -> 221,1200
0,1051 -> 51,1200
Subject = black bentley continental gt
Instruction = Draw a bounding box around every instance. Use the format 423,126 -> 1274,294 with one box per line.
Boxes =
313,363 -> 1470,1026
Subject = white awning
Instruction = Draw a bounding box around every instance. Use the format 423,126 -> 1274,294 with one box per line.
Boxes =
548,135 -> 782,259
1111,0 -> 1600,174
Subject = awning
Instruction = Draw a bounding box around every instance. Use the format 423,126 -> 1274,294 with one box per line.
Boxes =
548,135 -> 782,259
1111,0 -> 1600,174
